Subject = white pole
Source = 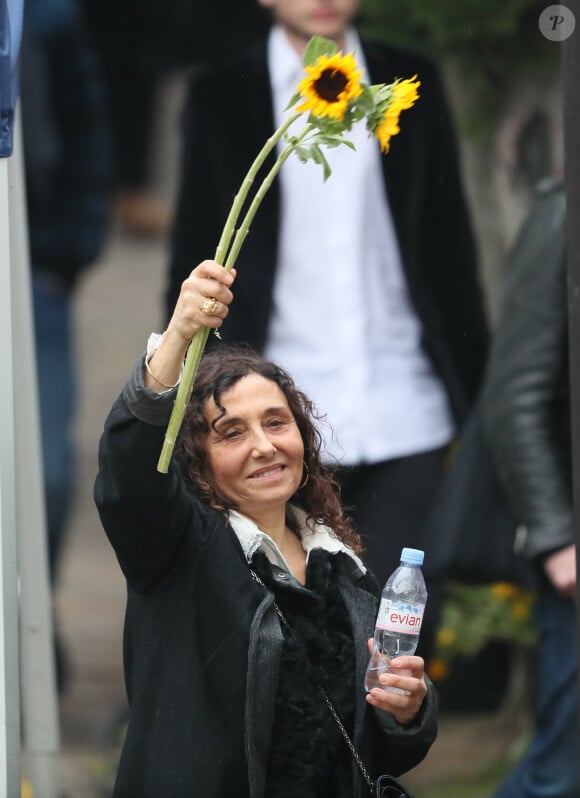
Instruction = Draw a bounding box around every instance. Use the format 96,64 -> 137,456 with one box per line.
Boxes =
0,140 -> 23,798
9,109 -> 60,797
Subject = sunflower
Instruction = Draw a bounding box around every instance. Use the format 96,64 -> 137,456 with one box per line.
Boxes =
296,52 -> 363,121
372,76 -> 420,153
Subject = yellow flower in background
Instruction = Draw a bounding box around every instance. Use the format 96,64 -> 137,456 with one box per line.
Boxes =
427,658 -> 450,682
436,626 -> 457,647
491,582 -> 519,600
512,598 -> 532,621
373,76 -> 420,152
296,51 -> 363,120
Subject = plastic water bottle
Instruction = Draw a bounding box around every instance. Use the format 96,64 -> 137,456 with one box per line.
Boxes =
364,547 -> 428,694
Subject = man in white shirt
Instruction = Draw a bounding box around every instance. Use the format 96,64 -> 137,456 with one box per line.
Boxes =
166,0 -> 489,658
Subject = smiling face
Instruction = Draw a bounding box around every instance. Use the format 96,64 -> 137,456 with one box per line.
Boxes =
203,373 -> 305,524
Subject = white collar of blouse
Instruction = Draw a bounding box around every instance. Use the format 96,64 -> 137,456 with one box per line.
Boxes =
228,504 -> 366,576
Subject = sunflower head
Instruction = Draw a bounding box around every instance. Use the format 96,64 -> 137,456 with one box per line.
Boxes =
295,51 -> 363,122
368,75 -> 421,152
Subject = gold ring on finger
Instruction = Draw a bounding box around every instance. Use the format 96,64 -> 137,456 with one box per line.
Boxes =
201,297 -> 219,316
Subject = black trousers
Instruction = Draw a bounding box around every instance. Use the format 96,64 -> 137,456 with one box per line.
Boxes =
335,446 -> 449,661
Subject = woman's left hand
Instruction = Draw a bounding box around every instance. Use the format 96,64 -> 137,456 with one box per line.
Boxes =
365,639 -> 428,726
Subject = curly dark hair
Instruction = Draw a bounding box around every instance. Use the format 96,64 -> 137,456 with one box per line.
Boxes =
175,344 -> 363,554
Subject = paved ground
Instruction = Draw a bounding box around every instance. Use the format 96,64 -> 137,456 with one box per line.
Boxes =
19,74 -> 531,797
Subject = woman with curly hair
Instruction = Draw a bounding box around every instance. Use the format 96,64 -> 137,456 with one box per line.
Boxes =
94,259 -> 437,797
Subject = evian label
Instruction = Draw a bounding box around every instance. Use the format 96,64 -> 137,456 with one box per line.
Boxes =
376,599 -> 424,634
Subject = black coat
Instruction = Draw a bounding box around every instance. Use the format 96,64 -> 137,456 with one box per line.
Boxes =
94,361 -> 438,797
166,37 -> 489,425
482,181 -> 572,559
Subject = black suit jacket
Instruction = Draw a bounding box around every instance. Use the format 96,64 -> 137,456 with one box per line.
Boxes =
166,37 -> 489,424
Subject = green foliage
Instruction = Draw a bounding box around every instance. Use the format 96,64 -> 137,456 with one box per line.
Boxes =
361,0 -> 538,48
428,582 -> 536,684
443,582 -> 536,653
358,0 -> 560,137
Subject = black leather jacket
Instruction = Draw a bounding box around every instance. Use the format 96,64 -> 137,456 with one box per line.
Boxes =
482,181 -> 571,560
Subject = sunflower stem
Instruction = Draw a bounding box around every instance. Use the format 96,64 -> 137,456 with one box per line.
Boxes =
157,113 -> 304,473
215,111 -> 301,266
157,326 -> 210,473
224,124 -> 313,271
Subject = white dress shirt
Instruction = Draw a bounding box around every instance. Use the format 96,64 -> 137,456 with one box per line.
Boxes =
264,26 -> 454,466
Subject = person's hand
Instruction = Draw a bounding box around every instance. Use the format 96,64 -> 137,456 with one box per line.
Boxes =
145,261 -> 236,393
543,544 -> 576,599
168,260 -> 236,342
365,639 -> 427,726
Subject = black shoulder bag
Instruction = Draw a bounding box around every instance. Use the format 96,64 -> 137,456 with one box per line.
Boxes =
249,570 -> 414,798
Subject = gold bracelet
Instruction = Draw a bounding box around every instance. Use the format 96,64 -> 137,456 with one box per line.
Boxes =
144,356 -> 180,390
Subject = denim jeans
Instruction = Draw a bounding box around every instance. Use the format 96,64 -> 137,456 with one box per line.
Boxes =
32,274 -> 76,581
494,574 -> 579,798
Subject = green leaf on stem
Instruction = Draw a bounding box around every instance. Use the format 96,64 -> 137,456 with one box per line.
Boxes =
303,35 -> 337,66
316,133 -> 355,150
292,144 -> 311,163
309,143 -> 331,181
285,91 -> 301,111
307,115 -> 348,136
355,84 -> 377,116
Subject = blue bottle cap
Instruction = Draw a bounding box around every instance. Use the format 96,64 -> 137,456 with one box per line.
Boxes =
400,547 -> 424,565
